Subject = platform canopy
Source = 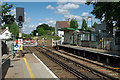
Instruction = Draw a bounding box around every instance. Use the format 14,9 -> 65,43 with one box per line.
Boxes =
59,27 -> 78,31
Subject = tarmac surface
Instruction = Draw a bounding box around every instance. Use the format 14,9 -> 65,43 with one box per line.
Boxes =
3,53 -> 58,79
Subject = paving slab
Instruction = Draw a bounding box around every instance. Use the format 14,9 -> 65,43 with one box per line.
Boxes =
4,53 -> 57,79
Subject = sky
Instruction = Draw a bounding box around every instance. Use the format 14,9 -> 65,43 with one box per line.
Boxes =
1,0 -> 101,34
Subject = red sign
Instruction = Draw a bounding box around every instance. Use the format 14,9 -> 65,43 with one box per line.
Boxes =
18,39 -> 23,44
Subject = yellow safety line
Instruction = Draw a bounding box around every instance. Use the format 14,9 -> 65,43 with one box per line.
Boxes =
114,68 -> 120,69
23,58 -> 35,80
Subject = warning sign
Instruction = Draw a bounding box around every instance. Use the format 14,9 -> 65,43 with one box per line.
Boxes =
19,44 -> 23,50
18,39 -> 23,44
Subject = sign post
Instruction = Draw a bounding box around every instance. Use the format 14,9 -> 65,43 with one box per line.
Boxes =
16,7 -> 24,57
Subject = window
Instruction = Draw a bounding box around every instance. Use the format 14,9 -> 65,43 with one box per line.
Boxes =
5,33 -> 9,36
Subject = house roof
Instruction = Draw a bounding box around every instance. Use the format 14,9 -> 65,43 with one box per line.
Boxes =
56,21 -> 70,28
0,27 -> 10,35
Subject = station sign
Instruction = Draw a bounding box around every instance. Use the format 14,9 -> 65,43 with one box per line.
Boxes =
14,44 -> 19,50
18,39 -> 23,44
19,44 -> 23,50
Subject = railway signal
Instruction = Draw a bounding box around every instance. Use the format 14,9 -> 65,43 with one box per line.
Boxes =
16,7 -> 24,57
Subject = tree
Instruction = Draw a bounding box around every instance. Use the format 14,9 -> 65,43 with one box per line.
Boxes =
37,24 -> 50,30
1,3 -> 19,38
86,2 -> 120,28
92,22 -> 97,28
37,27 -> 46,36
32,30 -> 38,36
1,3 -> 15,24
81,19 -> 88,30
70,18 -> 79,29
4,22 -> 19,38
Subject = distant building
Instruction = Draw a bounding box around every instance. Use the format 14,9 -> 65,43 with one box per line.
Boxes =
55,21 -> 70,36
95,22 -> 113,38
55,21 -> 70,44
0,27 -> 11,39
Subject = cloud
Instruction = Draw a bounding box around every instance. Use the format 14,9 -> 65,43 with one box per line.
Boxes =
55,3 -> 79,15
24,17 -> 31,24
11,9 -> 16,16
81,12 -> 89,16
55,9 -> 70,15
64,14 -> 82,21
44,18 -> 56,27
46,5 -> 55,10
38,23 -> 43,25
57,3 -> 79,10
23,25 -> 37,34
10,9 -> 31,24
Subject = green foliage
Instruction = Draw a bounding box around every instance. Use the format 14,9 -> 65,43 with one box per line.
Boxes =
81,19 -> 88,30
31,23 -> 55,36
37,24 -> 50,30
32,30 -> 38,36
1,3 -> 15,24
22,33 -> 32,38
37,27 -> 46,36
39,35 -> 61,40
70,18 -> 78,29
92,22 -> 97,28
86,2 -> 120,27
4,23 -> 19,38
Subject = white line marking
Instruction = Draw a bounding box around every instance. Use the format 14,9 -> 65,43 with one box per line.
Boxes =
32,53 -> 59,80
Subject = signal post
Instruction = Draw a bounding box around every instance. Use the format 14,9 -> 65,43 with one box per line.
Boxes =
16,7 -> 24,57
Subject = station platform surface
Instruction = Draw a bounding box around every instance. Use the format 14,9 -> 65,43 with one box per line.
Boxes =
59,45 -> 120,57
3,53 -> 58,79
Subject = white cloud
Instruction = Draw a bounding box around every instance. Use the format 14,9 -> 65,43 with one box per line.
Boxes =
64,14 -> 82,21
55,3 -> 79,15
38,23 -> 43,25
45,18 -> 56,27
23,25 -> 37,34
24,17 -> 31,24
55,9 -> 70,15
11,9 -> 16,16
46,5 -> 55,10
59,3 -> 79,10
10,9 -> 31,24
81,12 -> 89,16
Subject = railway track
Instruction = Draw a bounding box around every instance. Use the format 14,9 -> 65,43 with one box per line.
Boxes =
38,46 -> 120,80
35,46 -> 116,80
24,46 -> 120,79
24,46 -> 77,78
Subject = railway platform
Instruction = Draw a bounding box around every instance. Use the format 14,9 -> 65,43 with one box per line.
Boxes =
2,52 -> 58,79
58,45 -> 120,66
59,45 -> 120,56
